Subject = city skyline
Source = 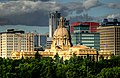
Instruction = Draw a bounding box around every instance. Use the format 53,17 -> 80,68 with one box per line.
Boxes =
0,0 -> 119,27
0,1 -> 120,77
0,25 -> 49,34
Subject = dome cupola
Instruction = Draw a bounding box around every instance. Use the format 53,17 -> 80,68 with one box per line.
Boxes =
53,17 -> 69,37
51,17 -> 72,50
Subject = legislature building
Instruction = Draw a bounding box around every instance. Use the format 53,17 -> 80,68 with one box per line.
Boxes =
39,17 -> 98,61
11,17 -> 113,60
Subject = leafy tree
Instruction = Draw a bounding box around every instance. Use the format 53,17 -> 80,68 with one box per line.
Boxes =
54,53 -> 60,63
60,57 -> 64,64
56,64 -> 67,78
0,54 -> 120,78
35,51 -> 41,60
97,66 -> 120,78
17,63 -> 33,78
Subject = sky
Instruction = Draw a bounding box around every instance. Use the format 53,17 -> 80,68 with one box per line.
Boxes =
0,0 -> 120,26
0,25 -> 49,34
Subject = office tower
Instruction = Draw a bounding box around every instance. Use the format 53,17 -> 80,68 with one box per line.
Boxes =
40,17 -> 98,61
98,19 -> 120,55
49,11 -> 61,38
0,29 -> 34,58
48,11 -> 72,48
71,22 -> 99,33
47,11 -> 61,48
34,34 -> 47,50
71,23 -> 100,51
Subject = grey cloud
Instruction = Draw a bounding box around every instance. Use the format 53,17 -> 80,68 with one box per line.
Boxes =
83,0 -> 102,9
92,13 -> 120,23
0,1 -> 55,25
69,14 -> 96,23
0,1 -> 85,25
0,0 -> 53,1
106,3 -> 120,9
65,2 -> 84,14
0,0 -> 103,17
2,10 -> 49,26
0,1 -> 60,16
0,0 -> 115,26
106,13 -> 120,20
36,0 -> 53,1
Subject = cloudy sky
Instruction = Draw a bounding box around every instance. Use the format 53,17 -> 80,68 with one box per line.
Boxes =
0,0 -> 120,26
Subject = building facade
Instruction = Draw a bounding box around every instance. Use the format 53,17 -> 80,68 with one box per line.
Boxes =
49,11 -> 61,38
40,17 -> 98,61
10,17 -> 115,60
71,33 -> 100,51
34,34 -> 47,47
97,19 -> 120,55
0,29 -> 34,58
97,26 -> 120,55
47,11 -> 61,49
46,37 -> 52,49
71,23 -> 100,51
48,11 -> 71,48
70,22 -> 99,33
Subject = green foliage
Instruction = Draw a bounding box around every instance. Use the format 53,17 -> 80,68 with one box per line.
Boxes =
0,55 -> 120,78
35,51 -> 41,60
97,66 -> 120,78
54,53 -> 60,63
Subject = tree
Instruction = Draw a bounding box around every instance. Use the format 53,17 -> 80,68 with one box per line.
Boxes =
68,53 -> 78,64
97,66 -> 120,78
35,51 -> 41,60
17,63 -> 33,78
60,57 -> 64,64
54,53 -> 60,63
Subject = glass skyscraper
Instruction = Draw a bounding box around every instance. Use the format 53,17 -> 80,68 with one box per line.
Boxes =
71,24 -> 100,51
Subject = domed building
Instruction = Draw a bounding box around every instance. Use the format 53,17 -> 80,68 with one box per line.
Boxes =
11,16 -> 114,60
40,17 -> 98,61
51,17 -> 71,50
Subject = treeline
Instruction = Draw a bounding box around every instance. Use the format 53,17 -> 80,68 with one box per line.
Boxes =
0,53 -> 120,78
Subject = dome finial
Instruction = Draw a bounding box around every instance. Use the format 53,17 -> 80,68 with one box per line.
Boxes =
59,17 -> 65,28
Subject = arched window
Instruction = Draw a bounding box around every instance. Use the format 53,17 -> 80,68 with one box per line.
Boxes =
58,39 -> 60,45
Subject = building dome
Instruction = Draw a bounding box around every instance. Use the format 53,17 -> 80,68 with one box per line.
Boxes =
51,16 -> 72,50
54,27 -> 69,37
53,17 -> 69,37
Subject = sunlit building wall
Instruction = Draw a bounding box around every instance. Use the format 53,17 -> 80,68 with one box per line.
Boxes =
0,29 -> 34,58
97,26 -> 120,55
97,19 -> 120,55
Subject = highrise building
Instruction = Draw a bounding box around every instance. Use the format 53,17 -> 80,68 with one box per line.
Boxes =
0,29 -> 34,58
71,22 -> 100,51
49,11 -> 61,38
71,22 -> 99,33
47,11 -> 61,48
34,34 -> 47,50
97,19 -> 120,55
47,11 -> 71,48
40,17 -> 98,61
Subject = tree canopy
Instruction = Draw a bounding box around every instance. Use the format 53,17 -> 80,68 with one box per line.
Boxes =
0,55 -> 120,78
